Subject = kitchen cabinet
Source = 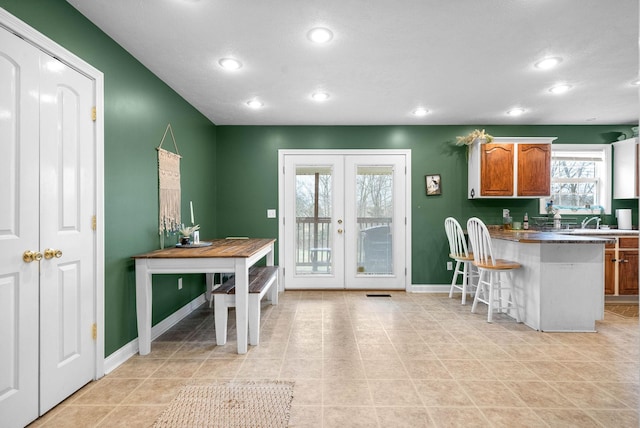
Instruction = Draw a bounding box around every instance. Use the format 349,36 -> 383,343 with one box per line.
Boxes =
604,235 -> 638,295
612,137 -> 638,199
468,137 -> 556,199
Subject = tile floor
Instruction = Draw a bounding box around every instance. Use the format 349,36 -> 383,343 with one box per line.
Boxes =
30,291 -> 639,427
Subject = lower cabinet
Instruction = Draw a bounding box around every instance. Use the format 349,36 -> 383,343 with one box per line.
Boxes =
604,236 -> 639,295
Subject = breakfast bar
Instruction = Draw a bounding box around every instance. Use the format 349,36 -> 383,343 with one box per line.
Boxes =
488,230 -> 614,332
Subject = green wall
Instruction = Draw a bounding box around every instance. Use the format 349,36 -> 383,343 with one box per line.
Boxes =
216,125 -> 637,286
1,0 -> 218,356
2,1 -> 637,359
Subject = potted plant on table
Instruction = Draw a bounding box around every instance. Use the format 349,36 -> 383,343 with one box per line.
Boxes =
179,224 -> 200,245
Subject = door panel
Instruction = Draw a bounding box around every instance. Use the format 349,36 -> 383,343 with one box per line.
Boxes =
283,152 -> 406,290
284,155 -> 344,289
0,27 -> 41,428
39,58 -> 95,414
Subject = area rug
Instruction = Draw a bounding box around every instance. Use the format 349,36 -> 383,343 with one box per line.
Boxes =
153,380 -> 294,428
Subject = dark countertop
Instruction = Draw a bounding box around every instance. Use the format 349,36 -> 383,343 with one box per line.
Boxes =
489,229 -> 615,244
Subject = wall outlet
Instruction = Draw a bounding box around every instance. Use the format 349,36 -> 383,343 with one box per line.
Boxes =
447,261 -> 453,271
178,277 -> 183,290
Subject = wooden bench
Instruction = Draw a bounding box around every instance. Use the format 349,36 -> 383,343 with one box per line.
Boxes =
212,265 -> 279,346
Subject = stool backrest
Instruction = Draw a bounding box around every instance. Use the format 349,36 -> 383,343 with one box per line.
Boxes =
466,217 -> 495,266
444,217 -> 469,258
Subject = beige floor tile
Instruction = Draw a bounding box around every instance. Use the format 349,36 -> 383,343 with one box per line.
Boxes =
125,378 -> 188,405
288,405 -> 323,427
235,358 -> 282,379
151,358 -> 204,378
588,409 -> 640,427
362,359 -> 409,379
393,342 -> 437,360
534,408 -> 601,427
171,341 -> 216,359
548,381 -> 629,409
459,380 -> 527,408
375,406 -> 435,427
323,406 -> 379,428
522,361 -> 586,382
428,342 -> 475,360
96,405 -> 165,427
593,381 -> 639,409
479,360 -> 540,381
481,407 -> 547,427
427,406 -> 491,427
37,405 -> 114,428
414,379 -> 474,407
286,340 -> 323,358
322,378 -> 373,406
357,342 -> 401,360
403,359 -> 453,380
279,358 -> 323,379
108,357 -> 165,378
440,359 -> 497,381
193,358 -> 243,379
369,379 -> 423,407
504,381 -> 576,408
323,358 -> 366,379
73,378 -> 143,405
287,379 -> 323,406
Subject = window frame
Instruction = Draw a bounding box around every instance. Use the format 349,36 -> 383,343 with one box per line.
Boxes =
538,144 -> 612,215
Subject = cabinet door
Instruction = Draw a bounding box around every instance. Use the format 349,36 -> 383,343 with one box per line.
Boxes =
604,249 -> 616,295
619,250 -> 639,295
517,144 -> 551,196
480,143 -> 514,196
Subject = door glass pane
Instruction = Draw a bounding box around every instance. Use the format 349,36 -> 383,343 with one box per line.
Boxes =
356,166 -> 393,275
295,166 -> 332,275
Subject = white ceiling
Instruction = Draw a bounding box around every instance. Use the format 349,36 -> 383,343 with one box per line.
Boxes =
66,0 -> 639,126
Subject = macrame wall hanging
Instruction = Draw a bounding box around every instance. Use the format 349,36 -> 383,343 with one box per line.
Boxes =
157,124 -> 181,243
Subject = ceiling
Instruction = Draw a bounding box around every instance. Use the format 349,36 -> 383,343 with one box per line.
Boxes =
66,0 -> 639,126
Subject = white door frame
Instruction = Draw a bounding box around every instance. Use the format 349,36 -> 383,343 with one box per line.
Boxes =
278,149 -> 411,291
0,9 -> 105,378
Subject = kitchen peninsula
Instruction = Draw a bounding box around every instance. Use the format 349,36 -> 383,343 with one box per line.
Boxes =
487,229 -> 614,332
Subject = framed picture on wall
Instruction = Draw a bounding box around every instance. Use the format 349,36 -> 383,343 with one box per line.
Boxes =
426,174 -> 441,196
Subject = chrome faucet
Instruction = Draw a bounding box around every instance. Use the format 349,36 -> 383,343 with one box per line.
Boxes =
581,216 -> 601,229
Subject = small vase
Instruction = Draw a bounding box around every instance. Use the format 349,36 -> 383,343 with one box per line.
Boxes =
180,236 -> 191,246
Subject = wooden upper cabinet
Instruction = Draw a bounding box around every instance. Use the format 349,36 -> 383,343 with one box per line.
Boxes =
517,144 -> 551,196
468,137 -> 556,199
480,143 -> 514,196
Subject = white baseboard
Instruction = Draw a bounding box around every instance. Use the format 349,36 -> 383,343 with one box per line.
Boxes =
408,284 -> 450,293
103,294 -> 207,374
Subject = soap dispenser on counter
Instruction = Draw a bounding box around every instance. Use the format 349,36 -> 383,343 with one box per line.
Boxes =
523,212 -> 529,230
554,212 -> 562,229
502,209 -> 512,230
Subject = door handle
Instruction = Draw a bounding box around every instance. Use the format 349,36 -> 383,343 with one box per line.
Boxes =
44,248 -> 63,259
337,229 -> 343,234
23,250 -> 43,263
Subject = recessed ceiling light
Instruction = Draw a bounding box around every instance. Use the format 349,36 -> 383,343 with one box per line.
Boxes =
507,108 -> 525,117
218,58 -> 242,70
412,108 -> 429,117
246,99 -> 263,109
534,57 -> 562,70
307,27 -> 333,44
632,79 -> 640,86
311,91 -> 330,101
549,84 -> 572,94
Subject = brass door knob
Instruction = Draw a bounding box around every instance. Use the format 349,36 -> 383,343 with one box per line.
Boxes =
23,250 -> 43,263
44,248 -> 63,259
337,228 -> 343,234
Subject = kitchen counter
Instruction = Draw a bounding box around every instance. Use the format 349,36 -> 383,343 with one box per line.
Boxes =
484,229 -> 607,332
490,229 -> 616,244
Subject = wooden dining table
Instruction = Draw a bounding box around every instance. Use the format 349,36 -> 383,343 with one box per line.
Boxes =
132,238 -> 276,355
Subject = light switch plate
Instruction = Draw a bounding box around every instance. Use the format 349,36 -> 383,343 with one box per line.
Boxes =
267,209 -> 277,218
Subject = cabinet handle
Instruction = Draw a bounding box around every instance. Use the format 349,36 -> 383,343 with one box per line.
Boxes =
620,259 -> 629,263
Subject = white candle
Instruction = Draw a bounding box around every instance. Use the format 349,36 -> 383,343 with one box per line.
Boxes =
190,201 -> 194,225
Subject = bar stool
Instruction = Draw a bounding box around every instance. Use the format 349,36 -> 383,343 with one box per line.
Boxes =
466,217 -> 521,323
444,217 -> 477,305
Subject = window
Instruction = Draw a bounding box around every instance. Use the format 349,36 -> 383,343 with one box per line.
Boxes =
539,144 -> 611,215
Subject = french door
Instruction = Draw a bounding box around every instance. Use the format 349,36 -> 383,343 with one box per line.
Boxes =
280,150 -> 410,290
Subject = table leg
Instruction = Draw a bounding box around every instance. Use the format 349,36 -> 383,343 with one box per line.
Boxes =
135,260 -> 153,355
235,259 -> 249,354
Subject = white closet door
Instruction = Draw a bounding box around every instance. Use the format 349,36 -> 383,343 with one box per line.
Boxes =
0,26 -> 96,425
38,57 -> 95,414
0,26 -> 42,428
